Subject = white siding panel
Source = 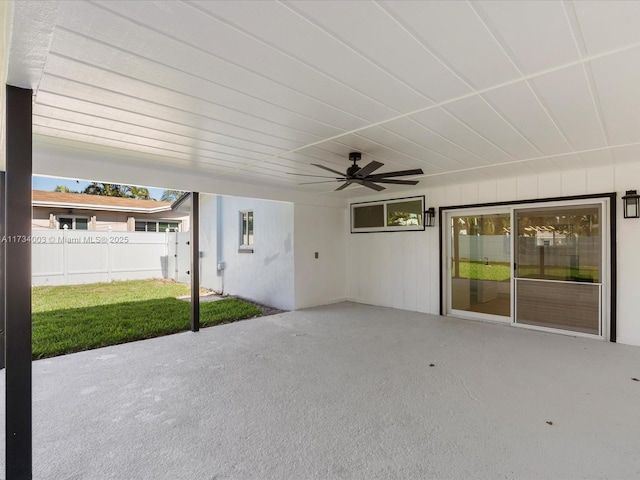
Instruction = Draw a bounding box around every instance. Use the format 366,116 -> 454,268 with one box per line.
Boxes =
294,204 -> 347,309
459,182 -> 479,206
390,233 -> 405,310
444,184 -> 463,206
614,162 -> 640,345
561,170 -> 588,196
478,181 -> 498,204
587,165 -> 615,194
537,172 -> 563,199
402,233 -> 418,312
516,176 -> 538,201
496,178 -> 517,202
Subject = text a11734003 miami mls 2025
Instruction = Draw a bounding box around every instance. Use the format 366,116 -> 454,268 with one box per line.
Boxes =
1,234 -> 131,244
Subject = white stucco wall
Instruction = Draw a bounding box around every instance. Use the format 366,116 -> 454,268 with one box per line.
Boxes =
346,161 -> 640,347
190,195 -> 347,311
217,196 -> 295,311
293,204 -> 348,309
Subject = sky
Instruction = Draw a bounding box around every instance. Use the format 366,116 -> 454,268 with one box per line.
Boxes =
32,175 -> 167,200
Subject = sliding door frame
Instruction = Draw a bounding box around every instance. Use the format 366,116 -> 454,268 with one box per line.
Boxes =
439,192 -> 617,342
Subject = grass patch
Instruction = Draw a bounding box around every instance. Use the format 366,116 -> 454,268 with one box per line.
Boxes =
453,260 -> 598,282
454,260 -> 511,281
32,279 -> 261,359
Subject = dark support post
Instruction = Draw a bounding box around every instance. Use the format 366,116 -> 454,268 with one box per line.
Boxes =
5,85 -> 33,479
0,171 -> 4,371
190,192 -> 200,332
610,194 -> 617,342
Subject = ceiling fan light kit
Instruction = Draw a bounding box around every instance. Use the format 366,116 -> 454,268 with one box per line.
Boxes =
289,152 -> 424,191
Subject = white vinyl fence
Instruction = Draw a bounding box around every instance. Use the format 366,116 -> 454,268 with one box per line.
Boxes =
32,229 -> 191,286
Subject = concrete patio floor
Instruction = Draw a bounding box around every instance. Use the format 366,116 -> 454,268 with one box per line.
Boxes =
2,302 -> 640,479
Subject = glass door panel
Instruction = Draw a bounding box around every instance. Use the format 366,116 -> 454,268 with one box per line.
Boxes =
450,213 -> 511,318
515,205 -> 602,335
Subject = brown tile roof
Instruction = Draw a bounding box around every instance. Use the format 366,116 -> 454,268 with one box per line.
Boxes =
32,190 -> 173,212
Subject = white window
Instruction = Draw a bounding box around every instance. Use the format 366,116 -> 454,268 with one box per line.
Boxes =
239,210 -> 254,251
58,216 -> 89,230
135,220 -> 180,232
351,196 -> 425,233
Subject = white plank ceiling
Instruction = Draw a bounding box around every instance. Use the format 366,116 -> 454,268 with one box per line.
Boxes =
5,0 -> 640,198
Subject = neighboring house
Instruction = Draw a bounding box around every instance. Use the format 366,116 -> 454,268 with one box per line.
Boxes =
32,190 -> 189,232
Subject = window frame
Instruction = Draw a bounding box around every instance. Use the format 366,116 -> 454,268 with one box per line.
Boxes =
350,196 -> 425,233
239,210 -> 254,252
57,215 -> 89,230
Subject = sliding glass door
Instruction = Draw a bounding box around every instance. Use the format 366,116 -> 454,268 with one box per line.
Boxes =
444,199 -> 608,338
514,204 -> 602,335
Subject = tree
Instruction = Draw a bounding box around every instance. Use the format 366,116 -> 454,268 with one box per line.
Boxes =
124,186 -> 151,200
54,185 -> 71,193
83,182 -> 152,200
83,182 -> 125,197
160,189 -> 184,202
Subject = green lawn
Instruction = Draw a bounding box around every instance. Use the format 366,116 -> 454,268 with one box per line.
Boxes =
453,260 -> 598,282
454,260 -> 511,281
32,279 -> 261,359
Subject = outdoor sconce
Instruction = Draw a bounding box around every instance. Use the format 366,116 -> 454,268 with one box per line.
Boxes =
623,190 -> 640,218
425,207 -> 436,227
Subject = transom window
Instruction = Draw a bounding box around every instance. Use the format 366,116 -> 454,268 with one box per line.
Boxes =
351,196 -> 425,233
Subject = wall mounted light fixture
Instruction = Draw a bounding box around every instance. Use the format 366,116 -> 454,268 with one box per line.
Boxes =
425,207 -> 436,227
622,190 -> 640,218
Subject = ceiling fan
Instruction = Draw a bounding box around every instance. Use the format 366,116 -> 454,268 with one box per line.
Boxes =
289,152 -> 424,191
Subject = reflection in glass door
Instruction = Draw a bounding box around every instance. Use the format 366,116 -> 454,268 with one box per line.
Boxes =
450,212 -> 511,318
515,205 -> 602,335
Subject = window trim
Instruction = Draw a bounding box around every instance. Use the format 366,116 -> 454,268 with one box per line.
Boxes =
351,195 -> 425,233
239,210 -> 254,252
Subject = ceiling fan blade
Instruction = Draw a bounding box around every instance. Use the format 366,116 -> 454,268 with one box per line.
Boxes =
354,160 -> 383,178
370,179 -> 420,185
368,168 -> 424,180
335,181 -> 353,191
352,179 -> 385,191
299,180 -> 343,185
287,173 -> 342,179
311,163 -> 346,176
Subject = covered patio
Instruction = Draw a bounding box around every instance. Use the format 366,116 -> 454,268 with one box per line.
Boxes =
2,303 -> 639,479
5,1 -> 640,477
